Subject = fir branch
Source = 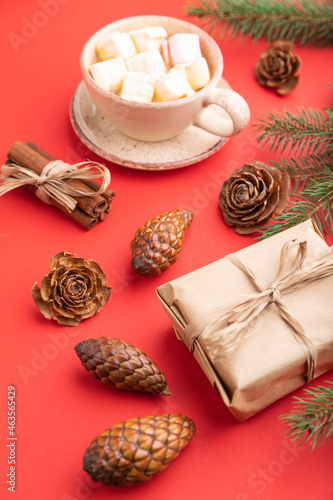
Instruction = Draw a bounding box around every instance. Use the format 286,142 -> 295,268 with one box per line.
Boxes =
255,107 -> 333,156
271,154 -> 333,182
270,154 -> 333,193
259,165 -> 333,239
280,382 -> 333,450
328,82 -> 333,109
186,0 -> 333,47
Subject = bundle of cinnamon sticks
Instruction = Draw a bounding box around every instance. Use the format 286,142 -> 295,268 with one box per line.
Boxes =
5,141 -> 114,230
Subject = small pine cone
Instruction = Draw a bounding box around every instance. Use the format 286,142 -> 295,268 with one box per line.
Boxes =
130,209 -> 193,276
255,40 -> 301,95
74,337 -> 171,396
83,414 -> 196,487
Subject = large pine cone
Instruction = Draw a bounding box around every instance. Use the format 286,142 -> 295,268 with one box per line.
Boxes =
219,161 -> 290,234
83,414 -> 196,487
130,209 -> 193,276
75,337 -> 171,395
255,40 -> 301,95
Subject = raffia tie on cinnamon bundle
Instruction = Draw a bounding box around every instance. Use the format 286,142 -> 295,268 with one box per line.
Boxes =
0,141 -> 115,230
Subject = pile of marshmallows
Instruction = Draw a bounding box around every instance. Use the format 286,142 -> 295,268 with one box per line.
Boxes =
88,27 -> 211,103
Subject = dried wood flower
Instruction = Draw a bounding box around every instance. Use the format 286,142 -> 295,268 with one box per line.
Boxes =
219,161 -> 290,234
255,40 -> 301,95
32,251 -> 111,326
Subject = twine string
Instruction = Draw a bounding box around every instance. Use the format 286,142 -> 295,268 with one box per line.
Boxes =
0,159 -> 111,211
183,239 -> 333,382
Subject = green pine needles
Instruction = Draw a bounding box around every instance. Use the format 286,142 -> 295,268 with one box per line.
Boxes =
280,382 -> 333,450
256,108 -> 333,156
255,105 -> 333,240
186,0 -> 333,47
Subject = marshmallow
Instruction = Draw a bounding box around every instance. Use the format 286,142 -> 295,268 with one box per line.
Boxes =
129,27 -> 168,52
126,49 -> 167,78
161,39 -> 170,66
89,57 -> 127,92
174,57 -> 210,90
96,31 -> 137,61
154,68 -> 195,102
168,33 -> 202,65
120,71 -> 157,103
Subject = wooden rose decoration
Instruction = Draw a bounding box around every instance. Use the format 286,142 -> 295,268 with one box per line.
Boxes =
219,161 -> 290,234
32,251 -> 111,326
255,40 -> 301,95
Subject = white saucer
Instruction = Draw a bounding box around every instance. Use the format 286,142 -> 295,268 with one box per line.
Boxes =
69,79 -> 231,171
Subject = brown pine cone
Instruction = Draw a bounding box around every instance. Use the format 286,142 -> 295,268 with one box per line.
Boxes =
219,161 -> 290,234
75,337 -> 171,395
83,413 -> 196,487
130,209 -> 193,276
255,40 -> 301,95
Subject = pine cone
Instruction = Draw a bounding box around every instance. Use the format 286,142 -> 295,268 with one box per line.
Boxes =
75,337 -> 171,395
130,209 -> 193,276
83,413 -> 196,487
255,40 -> 301,95
219,161 -> 290,234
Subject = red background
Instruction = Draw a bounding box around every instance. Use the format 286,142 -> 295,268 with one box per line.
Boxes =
1,1 -> 332,499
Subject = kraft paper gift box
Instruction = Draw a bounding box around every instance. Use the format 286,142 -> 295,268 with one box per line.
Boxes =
156,220 -> 333,421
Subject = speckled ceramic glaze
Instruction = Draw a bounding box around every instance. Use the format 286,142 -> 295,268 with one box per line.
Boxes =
80,16 -> 250,142
70,78 -> 232,170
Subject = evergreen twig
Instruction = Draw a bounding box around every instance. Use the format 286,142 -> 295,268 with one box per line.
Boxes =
255,104 -> 333,239
270,154 -> 333,193
186,0 -> 333,47
258,166 -> 333,239
271,154 -> 333,182
255,107 -> 333,156
280,382 -> 333,450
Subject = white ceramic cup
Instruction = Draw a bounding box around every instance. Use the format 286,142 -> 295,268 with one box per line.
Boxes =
81,16 -> 250,142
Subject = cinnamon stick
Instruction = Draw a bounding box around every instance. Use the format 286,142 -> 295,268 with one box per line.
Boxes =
27,141 -> 115,203
99,203 -> 112,221
7,141 -> 107,217
4,160 -> 98,230
82,178 -> 115,203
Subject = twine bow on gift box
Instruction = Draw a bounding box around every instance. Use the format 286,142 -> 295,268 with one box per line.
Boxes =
0,158 -> 110,212
184,239 -> 333,382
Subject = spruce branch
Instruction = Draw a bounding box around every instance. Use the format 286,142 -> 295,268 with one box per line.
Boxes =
255,99 -> 333,239
271,154 -> 333,183
186,0 -> 333,47
259,166 -> 333,239
271,154 -> 333,194
255,107 -> 333,156
280,382 -> 333,450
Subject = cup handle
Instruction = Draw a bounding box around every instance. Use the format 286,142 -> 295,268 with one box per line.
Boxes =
193,88 -> 250,137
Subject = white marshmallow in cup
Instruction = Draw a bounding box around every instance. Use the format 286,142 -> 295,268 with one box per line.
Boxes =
95,31 -> 137,60
89,57 -> 127,92
155,68 -> 195,102
174,57 -> 211,91
126,49 -> 167,79
161,39 -> 171,66
120,71 -> 157,103
168,33 -> 202,64
129,26 -> 168,52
